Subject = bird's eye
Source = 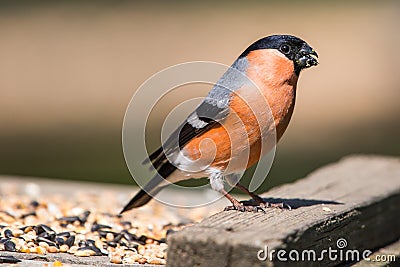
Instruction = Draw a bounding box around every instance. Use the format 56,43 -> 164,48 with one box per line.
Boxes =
280,44 -> 291,54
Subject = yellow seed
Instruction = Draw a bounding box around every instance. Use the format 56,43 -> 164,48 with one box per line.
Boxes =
148,257 -> 165,264
124,250 -> 138,257
0,213 -> 14,223
106,232 -> 114,242
93,239 -> 101,247
39,242 -> 49,249
53,261 -> 63,267
36,246 -> 47,254
137,257 -> 147,264
87,250 -> 96,256
23,226 -> 33,233
20,246 -> 30,253
138,245 -> 145,255
155,252 -> 164,259
48,246 -> 59,253
13,229 -> 24,237
59,244 -> 69,253
122,256 -> 137,264
68,246 -> 78,254
74,250 -> 91,257
110,255 -> 122,264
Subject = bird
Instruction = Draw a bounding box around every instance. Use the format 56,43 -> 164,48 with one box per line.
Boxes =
120,34 -> 318,213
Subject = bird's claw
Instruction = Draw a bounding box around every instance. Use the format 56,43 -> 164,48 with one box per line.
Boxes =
224,204 -> 266,213
259,202 -> 292,210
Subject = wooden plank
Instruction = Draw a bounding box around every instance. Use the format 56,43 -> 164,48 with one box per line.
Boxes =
166,155 -> 400,266
0,250 -> 149,267
352,239 -> 400,267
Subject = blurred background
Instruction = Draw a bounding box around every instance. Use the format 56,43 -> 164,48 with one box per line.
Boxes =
0,1 -> 399,194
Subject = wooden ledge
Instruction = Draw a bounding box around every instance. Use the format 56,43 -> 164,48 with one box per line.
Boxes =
166,155 -> 400,266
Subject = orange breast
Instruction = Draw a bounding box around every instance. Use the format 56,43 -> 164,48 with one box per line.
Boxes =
183,49 -> 298,171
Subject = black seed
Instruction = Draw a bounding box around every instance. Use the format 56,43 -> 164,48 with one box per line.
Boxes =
66,235 -> 75,247
4,240 -> 16,252
98,230 -> 116,239
78,240 -> 86,247
137,235 -> 147,244
119,240 -> 128,247
127,244 -> 139,250
30,200 -> 40,208
56,232 -> 71,238
0,238 -> 10,244
36,237 -> 57,247
91,222 -> 112,232
97,230 -> 108,238
86,239 -> 96,246
121,230 -> 136,242
121,231 -> 146,245
58,216 -> 80,223
39,231 -> 56,241
107,241 -> 118,248
33,224 -> 56,241
4,229 -> 13,238
100,248 -> 109,256
55,237 -> 65,245
120,221 -> 132,228
78,211 -> 90,224
78,245 -> 102,256
0,255 -> 21,263
113,233 -> 123,243
159,238 -> 166,243
33,224 -> 55,235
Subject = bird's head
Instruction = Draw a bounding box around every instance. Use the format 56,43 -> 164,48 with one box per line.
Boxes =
240,35 -> 318,75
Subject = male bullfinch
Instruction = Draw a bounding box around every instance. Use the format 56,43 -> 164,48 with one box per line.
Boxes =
121,35 -> 318,213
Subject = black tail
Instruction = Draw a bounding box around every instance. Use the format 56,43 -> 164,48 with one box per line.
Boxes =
120,162 -> 176,214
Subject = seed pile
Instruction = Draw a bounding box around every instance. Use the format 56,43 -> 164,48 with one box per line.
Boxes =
0,188 -> 219,265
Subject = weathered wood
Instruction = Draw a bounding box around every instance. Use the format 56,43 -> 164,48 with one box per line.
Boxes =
352,239 -> 400,267
167,155 -> 400,267
0,250 -> 150,267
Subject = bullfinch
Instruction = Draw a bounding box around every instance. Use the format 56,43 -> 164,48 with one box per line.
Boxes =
121,34 -> 318,213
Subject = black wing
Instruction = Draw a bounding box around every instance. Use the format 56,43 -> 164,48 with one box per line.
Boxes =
144,57 -> 249,177
145,100 -> 230,172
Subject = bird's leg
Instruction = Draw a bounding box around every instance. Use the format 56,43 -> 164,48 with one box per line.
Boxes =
235,183 -> 264,203
220,188 -> 266,213
210,171 -> 265,212
235,183 -> 291,210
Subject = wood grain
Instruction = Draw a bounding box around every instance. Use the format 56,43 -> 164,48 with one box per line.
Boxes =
167,155 -> 400,267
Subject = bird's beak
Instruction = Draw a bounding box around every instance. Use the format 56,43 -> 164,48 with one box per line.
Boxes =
297,45 -> 319,69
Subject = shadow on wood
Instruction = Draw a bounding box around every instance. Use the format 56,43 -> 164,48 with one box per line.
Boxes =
167,155 -> 400,267
241,198 -> 343,209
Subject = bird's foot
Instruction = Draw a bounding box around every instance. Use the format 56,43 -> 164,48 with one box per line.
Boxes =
258,201 -> 292,210
240,199 -> 292,210
224,203 -> 266,213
